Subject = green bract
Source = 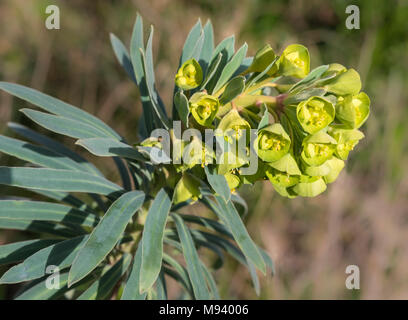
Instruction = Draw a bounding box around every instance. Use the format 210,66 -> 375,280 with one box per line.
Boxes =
255,124 -> 291,162
175,58 -> 203,90
173,173 -> 201,204
217,109 -> 251,143
278,44 -> 310,78
291,175 -> 327,197
296,96 -> 335,134
335,92 -> 370,129
247,44 -> 278,75
328,126 -> 365,160
189,92 -> 219,127
301,131 -> 337,166
323,157 -> 345,184
323,68 -> 361,96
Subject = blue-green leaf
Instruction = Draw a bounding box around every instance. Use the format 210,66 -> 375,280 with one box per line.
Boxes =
0,235 -> 88,284
213,43 -> 248,94
219,76 -> 245,105
21,109 -> 107,139
0,82 -> 121,140
0,219 -> 80,238
204,166 -> 231,202
139,188 -> 172,293
121,245 -> 147,300
180,19 -> 202,65
110,33 -> 137,83
0,200 -> 98,227
76,138 -> 145,161
0,239 -> 61,266
0,167 -> 122,195
68,190 -> 145,286
199,20 -> 214,74
172,214 -> 210,300
174,91 -> 190,127
77,253 -> 132,300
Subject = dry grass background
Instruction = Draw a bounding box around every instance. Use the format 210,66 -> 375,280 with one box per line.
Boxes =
0,0 -> 408,299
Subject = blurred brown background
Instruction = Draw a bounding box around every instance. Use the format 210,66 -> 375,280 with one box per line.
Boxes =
1,0 -> 408,299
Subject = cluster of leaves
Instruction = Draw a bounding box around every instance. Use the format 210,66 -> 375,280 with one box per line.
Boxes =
155,23 -> 371,200
0,15 -> 275,300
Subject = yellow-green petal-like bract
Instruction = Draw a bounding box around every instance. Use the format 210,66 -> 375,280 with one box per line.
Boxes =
323,157 -> 345,184
301,131 -> 337,166
297,96 -> 335,134
335,92 -> 370,129
175,58 -> 203,90
173,173 -> 201,204
278,44 -> 310,78
328,126 -> 365,160
189,92 -> 219,127
255,124 -> 291,162
291,175 -> 327,197
323,68 -> 361,96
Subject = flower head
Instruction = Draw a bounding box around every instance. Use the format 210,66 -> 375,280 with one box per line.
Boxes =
297,96 -> 335,134
278,44 -> 310,78
335,92 -> 370,129
255,124 -> 291,162
175,58 -> 203,90
189,92 -> 219,127
328,126 -> 365,160
301,131 -> 337,166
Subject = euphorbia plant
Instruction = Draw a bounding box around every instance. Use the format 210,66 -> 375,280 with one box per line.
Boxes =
0,14 -> 369,300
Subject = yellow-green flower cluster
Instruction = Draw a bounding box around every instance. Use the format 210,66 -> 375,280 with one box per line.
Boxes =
150,43 -> 370,202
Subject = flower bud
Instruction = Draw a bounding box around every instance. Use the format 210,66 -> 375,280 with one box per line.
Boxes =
247,44 -> 278,75
175,58 -> 203,90
301,131 -> 337,166
255,124 -> 291,162
328,126 -> 365,160
291,175 -> 327,197
173,173 -> 201,204
278,44 -> 310,78
323,68 -> 361,96
189,92 -> 219,127
335,92 -> 370,129
297,96 -> 335,134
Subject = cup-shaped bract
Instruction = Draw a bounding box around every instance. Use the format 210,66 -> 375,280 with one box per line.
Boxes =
323,157 -> 345,184
335,92 -> 370,129
173,173 -> 201,204
189,92 -> 219,127
255,124 -> 291,162
323,68 -> 361,96
278,44 -> 310,78
328,126 -> 365,160
297,96 -> 335,134
217,109 -> 251,143
291,175 -> 327,197
175,58 -> 203,90
224,172 -> 242,190
301,131 -> 337,166
247,44 -> 278,75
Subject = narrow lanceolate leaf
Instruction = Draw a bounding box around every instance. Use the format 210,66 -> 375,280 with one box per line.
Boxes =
173,91 -> 190,127
219,76 -> 245,105
0,218 -> 80,238
0,135 -> 94,174
8,122 -> 102,177
0,167 -> 122,195
173,214 -> 210,300
139,188 -> 172,293
201,262 -> 220,299
121,245 -> 147,300
212,36 -> 235,62
204,166 -> 231,202
210,196 -> 266,274
113,157 -> 132,191
21,109 -> 107,139
289,64 -> 329,93
77,254 -> 132,300
163,253 -> 193,296
76,138 -> 145,161
15,273 -> 71,300
28,189 -> 94,212
110,33 -> 137,83
0,239 -> 60,266
0,200 -> 98,227
0,82 -> 121,140
0,235 -> 88,284
199,20 -> 214,74
68,191 -> 145,286
213,43 -> 248,94
180,19 -> 202,65
201,53 -> 222,89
